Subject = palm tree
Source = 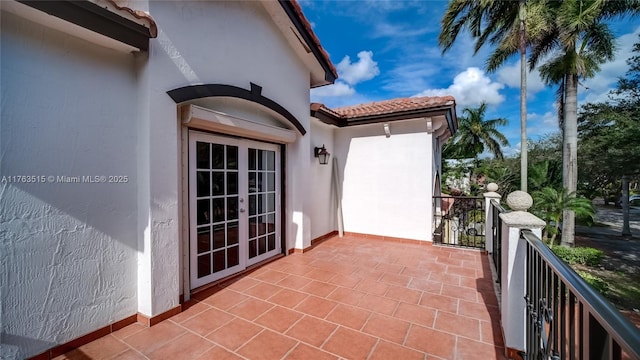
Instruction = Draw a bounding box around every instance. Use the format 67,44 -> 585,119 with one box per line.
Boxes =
532,187 -> 595,246
449,103 -> 509,161
439,1 -> 547,192
530,0 -> 640,246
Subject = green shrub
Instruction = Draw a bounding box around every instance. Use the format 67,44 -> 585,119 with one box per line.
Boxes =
577,271 -> 609,295
551,245 -> 604,266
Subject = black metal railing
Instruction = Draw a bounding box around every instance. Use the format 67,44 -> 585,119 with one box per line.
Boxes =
522,230 -> 640,360
433,196 -> 485,249
490,199 -> 507,285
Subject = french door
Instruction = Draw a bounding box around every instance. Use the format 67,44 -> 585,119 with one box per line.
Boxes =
189,132 -> 281,289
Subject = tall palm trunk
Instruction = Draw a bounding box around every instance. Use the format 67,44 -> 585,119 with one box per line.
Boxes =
519,0 -> 528,192
561,73 -> 578,247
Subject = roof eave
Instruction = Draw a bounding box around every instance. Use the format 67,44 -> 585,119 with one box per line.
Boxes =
278,0 -> 337,87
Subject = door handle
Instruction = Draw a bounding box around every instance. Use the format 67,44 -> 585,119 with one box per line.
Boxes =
240,208 -> 246,213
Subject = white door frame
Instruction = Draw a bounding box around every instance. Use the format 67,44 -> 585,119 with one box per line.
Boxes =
188,131 -> 281,289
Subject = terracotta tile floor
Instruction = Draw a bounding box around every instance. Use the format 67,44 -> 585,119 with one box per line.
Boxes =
54,235 -> 506,360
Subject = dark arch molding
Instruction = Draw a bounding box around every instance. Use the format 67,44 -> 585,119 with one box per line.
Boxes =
167,83 -> 306,135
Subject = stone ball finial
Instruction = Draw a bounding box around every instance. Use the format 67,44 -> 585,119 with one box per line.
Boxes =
506,190 -> 533,211
487,183 -> 499,192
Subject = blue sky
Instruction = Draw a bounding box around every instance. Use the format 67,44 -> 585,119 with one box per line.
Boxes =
300,0 -> 640,156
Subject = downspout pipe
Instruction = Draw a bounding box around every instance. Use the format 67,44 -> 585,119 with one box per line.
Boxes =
332,157 -> 344,237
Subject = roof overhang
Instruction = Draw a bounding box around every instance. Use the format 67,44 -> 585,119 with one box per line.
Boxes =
311,102 -> 458,142
3,0 -> 157,52
260,0 -> 337,88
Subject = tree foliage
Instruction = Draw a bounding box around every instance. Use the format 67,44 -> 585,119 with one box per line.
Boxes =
578,34 -> 640,197
532,187 -> 595,246
445,103 -> 509,160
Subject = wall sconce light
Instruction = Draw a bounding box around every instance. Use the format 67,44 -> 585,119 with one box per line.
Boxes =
383,123 -> 391,138
314,145 -> 330,165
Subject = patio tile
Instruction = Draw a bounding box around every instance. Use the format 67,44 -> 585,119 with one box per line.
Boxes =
146,332 -> 214,360
420,292 -> 460,313
481,320 -> 505,347
228,297 -> 274,321
284,343 -> 339,360
62,335 -> 128,360
369,340 -> 425,360
201,289 -> 249,310
195,345 -> 245,360
236,329 -> 297,360
300,280 -> 338,297
179,307 -> 235,336
250,269 -> 289,284
105,349 -> 147,360
408,278 -> 443,294
375,261 -> 405,274
434,311 -> 481,341
362,314 -> 411,344
110,323 -> 146,340
322,326 -> 378,360
327,286 -> 367,306
458,300 -> 500,322
357,294 -> 399,316
327,273 -> 362,288
294,295 -> 338,318
393,302 -> 436,328
285,315 -> 338,347
405,324 -> 456,359
305,268 -> 336,282
268,288 -> 309,308
326,304 -> 372,330
219,276 -> 261,292
456,336 -> 506,360
206,317 -> 263,350
243,281 -> 284,300
277,274 -> 313,289
354,278 -> 389,296
379,272 -> 412,287
169,300 -> 211,323
385,285 -> 422,304
55,235 -> 505,360
122,321 -> 187,355
254,305 -> 304,332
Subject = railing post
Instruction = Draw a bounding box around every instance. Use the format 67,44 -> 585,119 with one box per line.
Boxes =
484,182 -> 501,253
499,191 -> 546,355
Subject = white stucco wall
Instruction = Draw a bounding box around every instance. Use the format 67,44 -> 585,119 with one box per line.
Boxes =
1,11 -> 140,358
333,120 -> 435,241
1,0 -> 318,357
143,0 -> 314,286
309,119 -> 336,240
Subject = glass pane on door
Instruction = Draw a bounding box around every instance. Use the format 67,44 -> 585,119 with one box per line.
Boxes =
194,141 -> 240,279
247,148 -> 278,260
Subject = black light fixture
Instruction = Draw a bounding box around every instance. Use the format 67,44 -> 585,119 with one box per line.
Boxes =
314,144 -> 330,165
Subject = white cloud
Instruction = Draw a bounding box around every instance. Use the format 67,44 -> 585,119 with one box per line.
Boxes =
310,81 -> 355,100
413,67 -> 505,107
336,51 -> 380,85
527,111 -> 559,137
372,22 -> 433,38
497,61 -> 547,95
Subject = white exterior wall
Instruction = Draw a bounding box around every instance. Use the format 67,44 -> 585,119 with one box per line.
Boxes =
309,119 -> 336,240
333,120 -> 434,241
1,1 -> 317,357
1,11 -> 140,358
142,2 -> 313,301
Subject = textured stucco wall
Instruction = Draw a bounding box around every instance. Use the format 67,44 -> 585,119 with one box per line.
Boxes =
0,11 -> 139,358
1,1 -> 318,356
309,120 -> 336,240
333,120 -> 434,241
145,0 -> 312,258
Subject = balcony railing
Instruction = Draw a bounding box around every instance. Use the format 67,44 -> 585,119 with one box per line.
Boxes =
522,230 -> 640,360
490,199 -> 506,286
433,196 -> 485,249
482,185 -> 640,359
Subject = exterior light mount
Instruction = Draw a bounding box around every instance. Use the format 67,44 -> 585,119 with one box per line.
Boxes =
314,144 -> 330,165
